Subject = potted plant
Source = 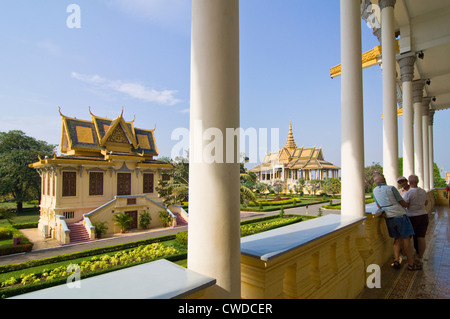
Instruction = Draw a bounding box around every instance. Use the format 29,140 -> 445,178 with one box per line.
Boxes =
159,210 -> 173,227
92,221 -> 108,239
114,213 -> 131,233
139,210 -> 152,229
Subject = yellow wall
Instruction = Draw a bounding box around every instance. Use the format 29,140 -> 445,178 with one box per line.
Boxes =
36,159 -> 171,240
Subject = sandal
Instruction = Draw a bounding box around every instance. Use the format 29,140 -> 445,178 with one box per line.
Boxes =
408,263 -> 422,271
391,260 -> 400,269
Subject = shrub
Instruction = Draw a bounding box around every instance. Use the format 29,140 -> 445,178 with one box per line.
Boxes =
139,211 -> 151,229
0,228 -> 12,240
176,231 -> 188,246
92,221 -> 108,239
159,211 -> 173,227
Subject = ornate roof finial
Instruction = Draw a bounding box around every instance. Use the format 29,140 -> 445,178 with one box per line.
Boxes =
88,106 -> 96,117
285,122 -> 297,150
58,106 -> 65,118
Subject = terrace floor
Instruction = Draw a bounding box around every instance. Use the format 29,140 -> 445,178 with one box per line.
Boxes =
358,205 -> 450,299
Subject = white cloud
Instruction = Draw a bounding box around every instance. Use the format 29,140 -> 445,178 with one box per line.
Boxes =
71,72 -> 181,106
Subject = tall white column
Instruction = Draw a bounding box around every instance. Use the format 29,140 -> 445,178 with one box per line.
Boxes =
422,98 -> 431,191
380,0 -> 398,186
428,110 -> 435,189
188,0 -> 240,298
413,79 -> 425,188
340,0 -> 365,217
397,53 -> 416,177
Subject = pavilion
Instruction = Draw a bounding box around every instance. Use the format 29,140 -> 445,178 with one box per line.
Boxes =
250,122 -> 340,193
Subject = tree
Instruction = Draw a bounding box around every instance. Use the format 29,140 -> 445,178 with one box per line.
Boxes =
322,178 -> 341,197
0,130 -> 55,212
240,173 -> 257,204
114,213 -> 131,233
307,179 -> 323,195
156,156 -> 189,206
433,163 -> 447,188
294,178 -> 306,196
364,162 -> 383,194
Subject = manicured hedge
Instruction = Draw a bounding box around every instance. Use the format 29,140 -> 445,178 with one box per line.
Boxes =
0,228 -> 12,240
0,234 -> 177,274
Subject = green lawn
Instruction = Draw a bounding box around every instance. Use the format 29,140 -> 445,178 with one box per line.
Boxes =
0,214 -> 314,297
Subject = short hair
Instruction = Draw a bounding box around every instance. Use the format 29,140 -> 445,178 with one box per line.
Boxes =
408,174 -> 419,184
374,173 -> 385,185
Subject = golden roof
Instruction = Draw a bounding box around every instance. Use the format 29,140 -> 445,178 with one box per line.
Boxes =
59,108 -> 158,158
250,123 -> 340,173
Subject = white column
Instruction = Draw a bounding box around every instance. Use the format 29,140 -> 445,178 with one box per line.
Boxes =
188,0 -> 240,299
422,98 -> 431,191
428,110 -> 435,189
397,53 -> 416,177
380,0 -> 398,186
413,79 -> 425,188
340,0 -> 365,217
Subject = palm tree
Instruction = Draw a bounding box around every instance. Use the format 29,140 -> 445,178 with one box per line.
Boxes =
114,213 -> 131,233
240,173 -> 257,205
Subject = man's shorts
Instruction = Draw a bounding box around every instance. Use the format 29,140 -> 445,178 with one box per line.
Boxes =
385,214 -> 415,238
408,214 -> 429,237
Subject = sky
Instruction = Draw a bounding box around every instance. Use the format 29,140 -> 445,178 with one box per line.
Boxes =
0,1 -> 448,177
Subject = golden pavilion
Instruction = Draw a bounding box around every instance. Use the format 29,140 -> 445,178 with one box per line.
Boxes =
250,123 -> 340,192
29,108 -> 182,244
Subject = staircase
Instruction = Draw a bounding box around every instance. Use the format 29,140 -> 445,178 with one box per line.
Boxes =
173,212 -> 188,227
67,220 -> 91,244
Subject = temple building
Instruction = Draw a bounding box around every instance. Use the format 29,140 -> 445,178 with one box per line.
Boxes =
250,123 -> 340,192
29,109 -> 180,244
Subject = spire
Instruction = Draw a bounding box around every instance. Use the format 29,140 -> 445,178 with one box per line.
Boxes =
285,122 -> 297,150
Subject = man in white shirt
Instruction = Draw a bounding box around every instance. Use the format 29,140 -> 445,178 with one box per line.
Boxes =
403,175 -> 429,266
372,173 -> 419,270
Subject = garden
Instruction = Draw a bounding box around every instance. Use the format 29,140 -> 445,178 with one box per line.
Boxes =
0,202 -> 40,256
240,194 -> 331,212
0,212 -> 315,298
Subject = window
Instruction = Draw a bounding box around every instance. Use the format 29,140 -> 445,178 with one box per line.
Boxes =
62,171 -> 76,197
117,173 -> 131,196
143,173 -> 154,193
162,174 -> 170,181
89,172 -> 104,196
63,211 -> 75,219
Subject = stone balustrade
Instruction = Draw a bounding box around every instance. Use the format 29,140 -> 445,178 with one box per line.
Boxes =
240,214 -> 368,299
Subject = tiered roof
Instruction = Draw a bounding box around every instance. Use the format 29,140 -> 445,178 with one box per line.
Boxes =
250,123 -> 340,173
59,108 -> 158,159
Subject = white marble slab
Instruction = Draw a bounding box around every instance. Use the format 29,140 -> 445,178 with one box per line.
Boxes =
240,214 -> 366,261
11,259 -> 216,299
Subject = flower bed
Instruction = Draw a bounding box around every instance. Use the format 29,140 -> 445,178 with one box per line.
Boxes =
1,242 -> 180,298
240,215 -> 304,237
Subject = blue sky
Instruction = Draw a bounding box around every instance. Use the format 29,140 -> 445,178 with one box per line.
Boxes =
0,1 -> 448,176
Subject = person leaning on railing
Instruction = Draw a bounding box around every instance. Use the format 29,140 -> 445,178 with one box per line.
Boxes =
372,173 -> 422,271
446,183 -> 450,208
403,175 -> 428,267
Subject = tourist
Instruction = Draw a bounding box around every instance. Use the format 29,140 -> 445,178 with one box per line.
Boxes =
396,176 -> 410,262
372,173 -> 420,271
446,183 -> 450,208
397,176 -> 410,198
403,175 -> 428,267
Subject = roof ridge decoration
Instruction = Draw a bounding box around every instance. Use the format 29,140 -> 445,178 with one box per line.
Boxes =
284,122 -> 297,150
57,108 -> 158,157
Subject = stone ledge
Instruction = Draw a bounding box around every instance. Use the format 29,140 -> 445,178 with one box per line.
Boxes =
10,259 -> 216,299
241,214 -> 366,262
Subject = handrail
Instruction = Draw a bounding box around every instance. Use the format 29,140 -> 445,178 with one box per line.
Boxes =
56,215 -> 70,233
